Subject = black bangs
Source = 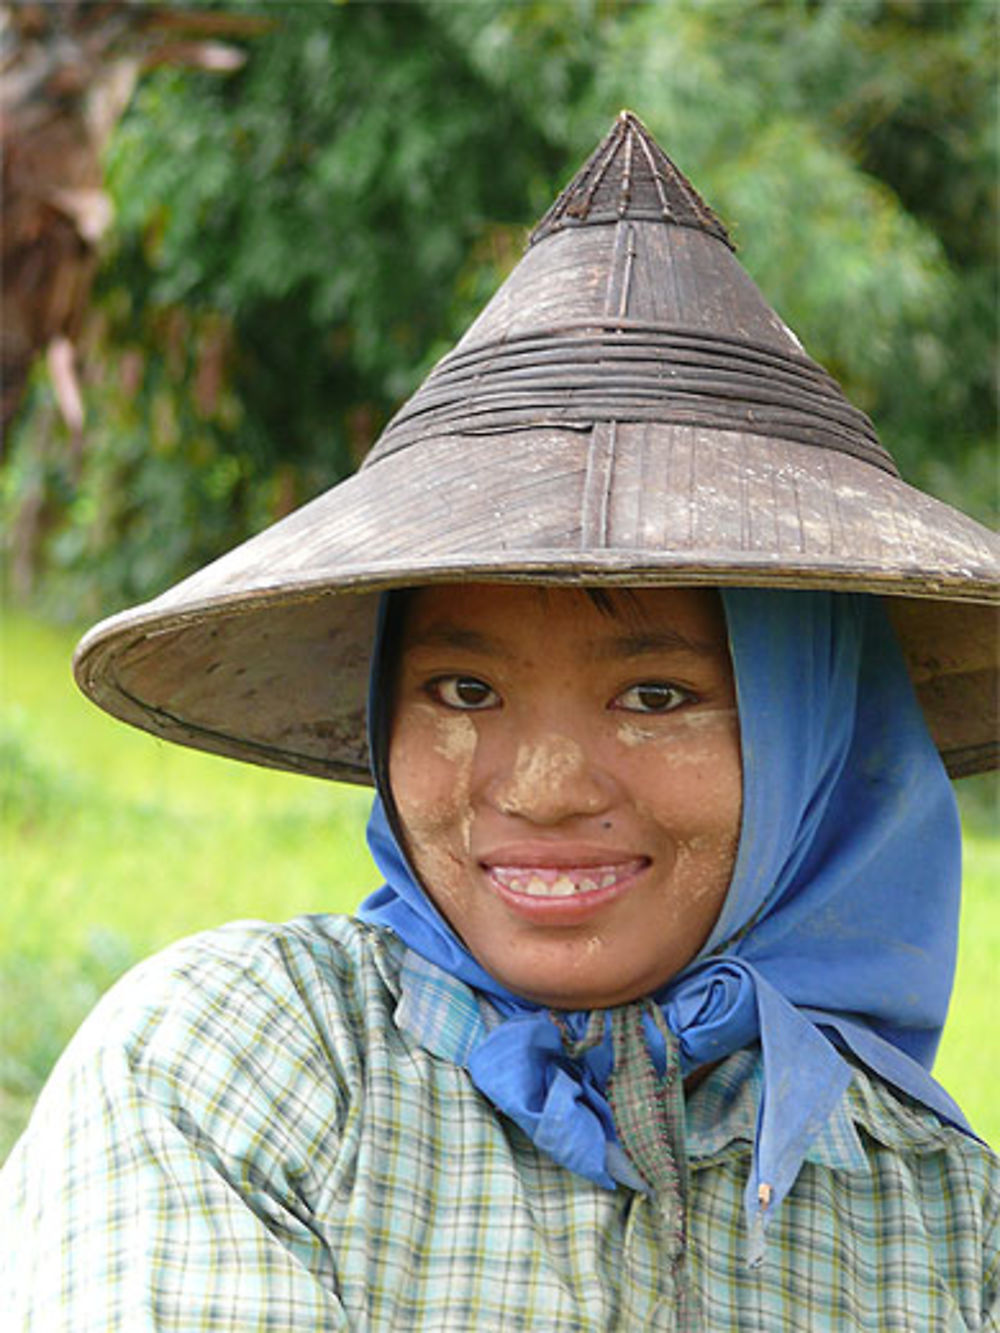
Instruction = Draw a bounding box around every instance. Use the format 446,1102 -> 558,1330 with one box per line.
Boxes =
368,588 -> 415,800
584,587 -> 635,618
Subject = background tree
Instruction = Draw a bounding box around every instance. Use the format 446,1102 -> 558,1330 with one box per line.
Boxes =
3,0 -> 996,620
0,0 -> 274,600
1,0 -> 266,434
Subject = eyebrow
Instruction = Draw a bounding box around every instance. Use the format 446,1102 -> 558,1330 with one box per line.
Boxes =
589,629 -> 722,661
405,623 -> 722,661
404,625 -> 508,656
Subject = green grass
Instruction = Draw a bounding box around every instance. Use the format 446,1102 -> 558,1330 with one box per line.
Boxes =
1,610 -> 997,1161
934,826 -> 1000,1140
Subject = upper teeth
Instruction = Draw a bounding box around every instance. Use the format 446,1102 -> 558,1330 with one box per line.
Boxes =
491,864 -> 636,897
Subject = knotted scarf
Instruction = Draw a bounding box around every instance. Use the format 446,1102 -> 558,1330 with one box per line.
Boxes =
359,588 -> 967,1253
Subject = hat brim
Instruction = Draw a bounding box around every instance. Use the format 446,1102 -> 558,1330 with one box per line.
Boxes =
74,424 -> 999,782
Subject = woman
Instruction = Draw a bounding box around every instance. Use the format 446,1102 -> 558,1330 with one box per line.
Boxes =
3,113 -> 998,1330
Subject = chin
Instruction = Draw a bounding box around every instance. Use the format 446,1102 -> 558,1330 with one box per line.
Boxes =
489,959 -> 666,1012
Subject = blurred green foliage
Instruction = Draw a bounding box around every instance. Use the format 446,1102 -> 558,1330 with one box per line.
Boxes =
3,0 -> 997,618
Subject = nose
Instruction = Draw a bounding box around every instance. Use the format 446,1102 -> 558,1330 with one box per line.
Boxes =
486,732 -> 615,825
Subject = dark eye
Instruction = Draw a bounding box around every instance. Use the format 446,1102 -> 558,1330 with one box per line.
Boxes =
613,682 -> 692,714
431,676 -> 500,711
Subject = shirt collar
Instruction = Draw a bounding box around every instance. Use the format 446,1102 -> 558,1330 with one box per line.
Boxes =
685,1048 -> 869,1174
394,945 -> 873,1178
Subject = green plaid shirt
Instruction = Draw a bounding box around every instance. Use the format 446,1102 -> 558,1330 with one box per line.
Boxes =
2,916 -> 997,1330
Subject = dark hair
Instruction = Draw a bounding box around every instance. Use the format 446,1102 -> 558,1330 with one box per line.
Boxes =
368,588 -> 413,799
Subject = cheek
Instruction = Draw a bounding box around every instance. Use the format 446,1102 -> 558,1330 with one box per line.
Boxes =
389,707 -> 478,858
616,708 -> 740,762
627,709 -> 743,845
672,722 -> 743,909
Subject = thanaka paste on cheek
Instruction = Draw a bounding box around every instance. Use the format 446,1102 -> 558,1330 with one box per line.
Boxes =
394,706 -> 475,821
432,711 -> 478,767
615,707 -> 739,752
391,708 -> 480,912
672,831 -> 741,904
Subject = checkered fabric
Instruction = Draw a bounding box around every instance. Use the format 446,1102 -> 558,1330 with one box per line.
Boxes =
2,916 -> 997,1330
607,1002 -> 698,1329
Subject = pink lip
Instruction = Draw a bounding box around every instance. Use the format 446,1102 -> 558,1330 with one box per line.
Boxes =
480,850 -> 650,924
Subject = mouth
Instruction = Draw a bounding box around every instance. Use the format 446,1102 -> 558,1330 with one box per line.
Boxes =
486,859 -> 648,898
479,854 -> 651,922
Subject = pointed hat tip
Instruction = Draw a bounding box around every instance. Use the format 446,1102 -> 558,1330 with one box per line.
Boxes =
530,111 -> 733,250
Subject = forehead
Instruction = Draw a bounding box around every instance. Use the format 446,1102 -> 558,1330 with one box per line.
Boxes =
399,583 -> 730,659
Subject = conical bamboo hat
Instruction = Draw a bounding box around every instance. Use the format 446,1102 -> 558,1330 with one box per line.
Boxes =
74,113 -> 999,783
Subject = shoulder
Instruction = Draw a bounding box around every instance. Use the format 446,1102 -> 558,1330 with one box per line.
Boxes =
842,1068 -> 1000,1322
98,912 -> 399,1027
124,910 -> 401,994
0,919 -> 409,1326
87,912 -> 397,1031
690,1055 -> 998,1324
846,1065 -> 1000,1237
20,915 -> 407,1152
848,1063 -> 999,1176
690,1051 -> 999,1248
695,1046 -> 998,1186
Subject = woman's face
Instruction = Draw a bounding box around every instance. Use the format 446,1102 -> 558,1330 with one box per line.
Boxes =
389,584 -> 742,1008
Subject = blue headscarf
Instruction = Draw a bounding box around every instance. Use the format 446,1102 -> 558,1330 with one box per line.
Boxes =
359,587 -> 967,1249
